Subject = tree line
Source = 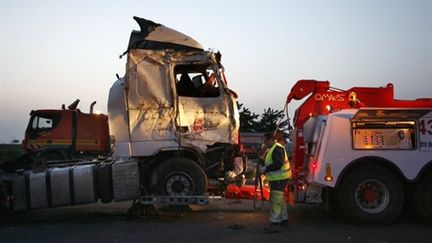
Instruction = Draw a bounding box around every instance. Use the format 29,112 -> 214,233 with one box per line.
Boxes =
237,102 -> 291,133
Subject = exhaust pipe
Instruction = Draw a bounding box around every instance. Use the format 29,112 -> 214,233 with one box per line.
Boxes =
68,99 -> 80,110
90,101 -> 97,114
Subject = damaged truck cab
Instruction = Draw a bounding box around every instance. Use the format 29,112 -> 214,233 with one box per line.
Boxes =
0,17 -> 239,212
108,17 -> 239,195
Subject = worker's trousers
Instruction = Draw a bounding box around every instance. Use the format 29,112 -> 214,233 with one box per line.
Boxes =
269,179 -> 289,223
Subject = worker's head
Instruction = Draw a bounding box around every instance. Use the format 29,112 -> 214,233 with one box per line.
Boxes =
274,131 -> 287,145
276,137 -> 286,146
264,131 -> 287,147
263,132 -> 275,148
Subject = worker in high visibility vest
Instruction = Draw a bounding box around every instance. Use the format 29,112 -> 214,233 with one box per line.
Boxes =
259,132 -> 292,229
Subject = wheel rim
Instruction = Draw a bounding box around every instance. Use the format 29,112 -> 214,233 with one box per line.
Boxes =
164,172 -> 194,196
355,179 -> 390,213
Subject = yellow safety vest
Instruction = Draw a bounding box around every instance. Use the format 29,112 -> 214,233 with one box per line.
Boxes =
264,142 -> 292,181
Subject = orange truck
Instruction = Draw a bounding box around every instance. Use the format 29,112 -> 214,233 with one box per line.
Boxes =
21,99 -> 110,161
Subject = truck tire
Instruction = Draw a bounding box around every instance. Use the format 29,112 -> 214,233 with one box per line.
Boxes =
414,170 -> 432,224
152,158 -> 207,196
337,165 -> 403,225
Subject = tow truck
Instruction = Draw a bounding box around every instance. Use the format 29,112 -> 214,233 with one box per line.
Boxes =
285,79 -> 432,224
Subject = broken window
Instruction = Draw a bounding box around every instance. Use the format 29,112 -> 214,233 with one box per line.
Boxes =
174,63 -> 221,98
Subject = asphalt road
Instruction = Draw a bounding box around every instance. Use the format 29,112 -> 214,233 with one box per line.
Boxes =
1,199 -> 431,243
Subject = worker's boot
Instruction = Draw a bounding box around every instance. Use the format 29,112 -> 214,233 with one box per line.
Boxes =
269,190 -> 284,224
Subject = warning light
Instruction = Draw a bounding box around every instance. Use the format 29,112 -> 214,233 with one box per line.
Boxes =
325,163 -> 333,181
311,163 -> 317,169
348,92 -> 358,107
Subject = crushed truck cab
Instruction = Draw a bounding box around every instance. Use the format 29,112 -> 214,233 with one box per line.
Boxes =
0,17 -> 239,213
109,17 -> 239,159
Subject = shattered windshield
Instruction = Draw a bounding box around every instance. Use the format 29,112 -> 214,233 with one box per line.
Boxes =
174,63 -> 221,98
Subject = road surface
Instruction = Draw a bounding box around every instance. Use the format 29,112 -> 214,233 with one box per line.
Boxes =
1,199 -> 431,243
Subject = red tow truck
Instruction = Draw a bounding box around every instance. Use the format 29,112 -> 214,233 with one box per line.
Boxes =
284,79 -> 432,224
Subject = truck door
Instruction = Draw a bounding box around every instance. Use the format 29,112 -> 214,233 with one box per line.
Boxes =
25,111 -> 72,153
126,54 -> 178,156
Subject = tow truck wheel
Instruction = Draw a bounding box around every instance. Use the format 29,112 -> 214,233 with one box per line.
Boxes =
337,165 -> 403,225
414,170 -> 432,224
152,157 -> 207,196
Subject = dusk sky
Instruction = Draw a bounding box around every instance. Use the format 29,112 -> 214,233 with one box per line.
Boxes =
1,0 -> 431,143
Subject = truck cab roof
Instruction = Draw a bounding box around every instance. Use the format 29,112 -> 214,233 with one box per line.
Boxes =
127,16 -> 203,52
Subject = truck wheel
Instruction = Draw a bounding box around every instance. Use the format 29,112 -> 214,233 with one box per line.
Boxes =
152,158 -> 207,196
337,165 -> 403,225
414,170 -> 432,224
